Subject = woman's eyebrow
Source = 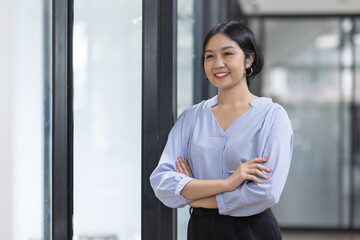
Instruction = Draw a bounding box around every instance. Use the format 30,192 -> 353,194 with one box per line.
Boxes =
204,46 -> 235,53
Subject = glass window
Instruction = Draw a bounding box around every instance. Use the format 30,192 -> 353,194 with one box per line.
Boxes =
73,1 -> 142,239
250,18 -> 354,228
0,0 -> 50,239
177,0 -> 194,114
177,0 -> 194,239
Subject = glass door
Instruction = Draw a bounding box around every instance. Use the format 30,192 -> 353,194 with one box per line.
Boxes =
73,1 -> 142,239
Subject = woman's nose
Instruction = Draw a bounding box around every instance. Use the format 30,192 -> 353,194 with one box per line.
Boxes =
214,57 -> 225,68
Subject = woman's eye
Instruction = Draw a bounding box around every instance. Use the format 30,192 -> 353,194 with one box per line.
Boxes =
205,55 -> 213,59
224,52 -> 232,56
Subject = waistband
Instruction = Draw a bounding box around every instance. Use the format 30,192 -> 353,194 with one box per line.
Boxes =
190,207 -> 272,218
190,207 -> 220,216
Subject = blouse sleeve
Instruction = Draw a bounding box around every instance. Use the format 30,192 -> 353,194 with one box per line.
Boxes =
149,108 -> 197,208
216,106 -> 294,216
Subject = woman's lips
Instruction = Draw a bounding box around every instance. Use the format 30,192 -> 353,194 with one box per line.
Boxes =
214,72 -> 230,79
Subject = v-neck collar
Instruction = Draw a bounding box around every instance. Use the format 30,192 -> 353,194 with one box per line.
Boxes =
209,95 -> 263,108
208,95 -> 264,134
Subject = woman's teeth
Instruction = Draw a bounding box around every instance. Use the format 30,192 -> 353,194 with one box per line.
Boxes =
215,72 -> 229,77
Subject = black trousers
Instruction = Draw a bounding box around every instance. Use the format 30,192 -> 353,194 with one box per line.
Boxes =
187,208 -> 282,240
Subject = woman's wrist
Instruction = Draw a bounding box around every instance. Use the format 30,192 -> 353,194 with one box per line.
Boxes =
225,174 -> 243,192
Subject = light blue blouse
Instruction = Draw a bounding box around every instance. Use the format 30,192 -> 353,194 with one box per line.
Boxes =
150,95 -> 293,217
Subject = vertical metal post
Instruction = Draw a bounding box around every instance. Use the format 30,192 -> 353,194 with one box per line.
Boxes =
224,0 -> 244,22
338,18 -> 345,228
44,0 -> 52,239
142,0 -> 178,239
52,0 -> 73,239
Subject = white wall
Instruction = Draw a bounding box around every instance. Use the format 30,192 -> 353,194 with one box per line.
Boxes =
239,0 -> 360,14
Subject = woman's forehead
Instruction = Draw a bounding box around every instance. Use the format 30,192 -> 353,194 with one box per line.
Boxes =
205,33 -> 240,51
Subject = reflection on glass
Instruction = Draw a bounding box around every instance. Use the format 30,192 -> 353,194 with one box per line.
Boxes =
177,0 -> 194,239
0,0 -> 48,239
73,1 -> 142,240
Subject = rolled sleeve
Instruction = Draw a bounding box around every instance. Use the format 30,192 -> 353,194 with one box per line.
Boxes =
216,181 -> 277,216
150,106 -> 200,208
151,167 -> 193,207
175,177 -> 193,196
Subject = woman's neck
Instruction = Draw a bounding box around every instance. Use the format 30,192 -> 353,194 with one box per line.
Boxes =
217,80 -> 257,107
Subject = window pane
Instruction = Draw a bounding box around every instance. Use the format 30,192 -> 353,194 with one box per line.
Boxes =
177,0 -> 194,239
259,18 -> 345,227
177,0 -> 194,114
73,1 -> 142,240
0,0 -> 50,239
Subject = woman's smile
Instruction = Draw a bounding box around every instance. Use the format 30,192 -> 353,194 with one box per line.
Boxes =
214,72 -> 230,79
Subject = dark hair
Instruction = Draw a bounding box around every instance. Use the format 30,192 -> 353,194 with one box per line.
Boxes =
201,21 -> 264,87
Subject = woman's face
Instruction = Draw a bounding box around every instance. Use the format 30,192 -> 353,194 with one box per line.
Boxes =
203,33 -> 253,90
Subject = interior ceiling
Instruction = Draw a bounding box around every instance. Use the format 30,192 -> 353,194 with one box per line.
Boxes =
238,0 -> 360,14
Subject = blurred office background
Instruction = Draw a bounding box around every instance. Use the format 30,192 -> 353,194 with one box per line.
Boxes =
0,0 -> 359,240
177,1 -> 360,239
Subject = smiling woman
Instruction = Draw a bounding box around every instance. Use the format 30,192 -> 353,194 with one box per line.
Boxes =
150,21 -> 293,240
203,34 -> 251,91
201,22 -> 264,88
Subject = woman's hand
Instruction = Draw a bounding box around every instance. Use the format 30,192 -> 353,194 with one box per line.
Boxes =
226,157 -> 272,192
176,156 -> 194,178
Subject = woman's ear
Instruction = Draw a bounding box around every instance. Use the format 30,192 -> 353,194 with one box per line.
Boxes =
245,53 -> 255,68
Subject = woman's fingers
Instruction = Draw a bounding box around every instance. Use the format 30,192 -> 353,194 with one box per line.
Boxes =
248,163 -> 272,173
247,158 -> 272,173
249,157 -> 269,163
230,157 -> 272,184
176,157 -> 186,173
249,169 -> 270,180
248,174 -> 264,184
184,159 -> 194,178
176,156 -> 193,178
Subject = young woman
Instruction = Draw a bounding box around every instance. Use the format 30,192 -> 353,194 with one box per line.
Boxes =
150,21 -> 293,240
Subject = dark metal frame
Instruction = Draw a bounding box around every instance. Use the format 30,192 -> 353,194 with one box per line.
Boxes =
52,0 -> 74,239
223,0 -> 245,22
142,0 -> 178,239
245,13 -> 360,231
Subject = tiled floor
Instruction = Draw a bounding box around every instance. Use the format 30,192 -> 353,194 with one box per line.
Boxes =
282,231 -> 360,240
